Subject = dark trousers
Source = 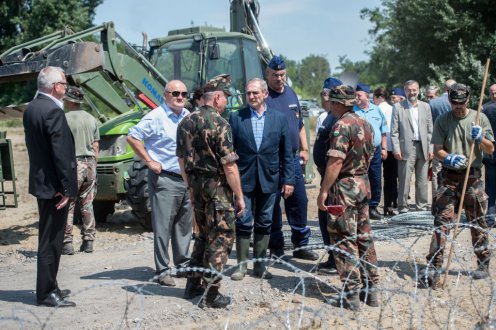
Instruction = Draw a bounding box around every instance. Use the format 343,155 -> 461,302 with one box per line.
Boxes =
269,155 -> 310,249
235,182 -> 276,237
317,167 -> 337,264
36,198 -> 69,301
382,151 -> 398,208
368,147 -> 382,208
485,160 -> 496,218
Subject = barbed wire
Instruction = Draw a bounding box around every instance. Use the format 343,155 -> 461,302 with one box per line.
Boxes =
1,211 -> 495,329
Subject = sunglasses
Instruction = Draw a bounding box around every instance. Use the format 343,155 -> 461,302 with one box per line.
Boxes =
166,91 -> 188,98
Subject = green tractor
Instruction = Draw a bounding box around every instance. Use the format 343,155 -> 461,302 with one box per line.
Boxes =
0,0 -> 314,228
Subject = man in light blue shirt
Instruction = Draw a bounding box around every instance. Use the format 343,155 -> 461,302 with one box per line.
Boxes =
354,83 -> 388,220
128,80 -> 192,287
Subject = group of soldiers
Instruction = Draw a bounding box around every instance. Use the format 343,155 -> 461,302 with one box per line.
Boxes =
25,59 -> 494,310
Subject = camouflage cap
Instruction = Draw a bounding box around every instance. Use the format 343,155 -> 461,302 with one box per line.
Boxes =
203,74 -> 231,96
448,83 -> 470,103
329,85 -> 356,107
64,86 -> 85,103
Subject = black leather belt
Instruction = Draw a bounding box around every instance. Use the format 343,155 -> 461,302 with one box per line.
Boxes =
162,170 -> 183,179
412,140 -> 421,142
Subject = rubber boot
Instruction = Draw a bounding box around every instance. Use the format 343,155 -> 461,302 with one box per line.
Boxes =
359,282 -> 379,307
231,236 -> 250,281
183,277 -> 205,299
198,286 -> 231,309
253,234 -> 272,279
472,259 -> 490,280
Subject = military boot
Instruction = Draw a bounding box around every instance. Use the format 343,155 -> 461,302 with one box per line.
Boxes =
183,277 -> 205,299
62,242 -> 74,255
359,282 -> 379,307
198,286 -> 231,309
418,267 -> 441,289
253,234 -> 272,279
231,236 -> 250,281
80,240 -> 93,253
472,260 -> 490,280
330,286 -> 360,311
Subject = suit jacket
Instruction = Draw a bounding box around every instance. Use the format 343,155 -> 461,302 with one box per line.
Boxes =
391,99 -> 433,161
229,105 -> 295,194
23,94 -> 77,199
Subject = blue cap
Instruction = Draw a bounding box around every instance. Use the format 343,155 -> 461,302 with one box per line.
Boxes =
267,55 -> 286,70
390,87 -> 406,98
323,77 -> 342,90
356,83 -> 370,93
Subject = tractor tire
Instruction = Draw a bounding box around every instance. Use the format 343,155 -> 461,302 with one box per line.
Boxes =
125,160 -> 152,231
93,201 -> 115,223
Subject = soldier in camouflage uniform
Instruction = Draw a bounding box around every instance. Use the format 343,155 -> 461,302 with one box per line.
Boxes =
424,83 -> 494,288
176,74 -> 246,309
62,86 -> 100,254
317,85 -> 380,311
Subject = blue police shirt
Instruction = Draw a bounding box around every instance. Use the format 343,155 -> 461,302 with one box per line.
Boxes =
266,86 -> 303,154
353,103 -> 387,147
128,103 -> 189,174
429,93 -> 452,124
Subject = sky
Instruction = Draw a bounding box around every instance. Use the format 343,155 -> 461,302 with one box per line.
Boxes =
94,0 -> 382,72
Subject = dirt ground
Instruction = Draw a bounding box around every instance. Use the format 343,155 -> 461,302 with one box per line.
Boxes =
1,126 -> 495,329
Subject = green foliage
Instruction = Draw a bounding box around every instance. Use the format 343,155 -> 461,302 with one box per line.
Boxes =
361,0 -> 495,101
284,54 -> 331,99
0,0 -> 103,106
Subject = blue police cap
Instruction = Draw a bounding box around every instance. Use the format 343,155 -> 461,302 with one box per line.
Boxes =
267,55 -> 286,70
323,77 -> 342,90
390,87 -> 406,98
356,83 -> 371,93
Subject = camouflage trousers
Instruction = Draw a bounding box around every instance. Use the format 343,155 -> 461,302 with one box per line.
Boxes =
64,157 -> 97,243
427,171 -> 490,269
188,175 -> 235,288
328,187 -> 379,290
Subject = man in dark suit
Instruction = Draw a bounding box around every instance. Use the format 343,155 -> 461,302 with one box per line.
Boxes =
23,66 -> 77,307
229,78 -> 294,281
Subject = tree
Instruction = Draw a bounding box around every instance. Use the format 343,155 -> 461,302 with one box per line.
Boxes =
0,0 -> 103,105
361,0 -> 496,102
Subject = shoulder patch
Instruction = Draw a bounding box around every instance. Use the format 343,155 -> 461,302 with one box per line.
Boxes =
333,129 -> 339,137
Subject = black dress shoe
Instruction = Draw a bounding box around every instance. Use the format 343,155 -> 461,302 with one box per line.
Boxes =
37,292 -> 76,307
369,208 -> 383,220
57,289 -> 71,299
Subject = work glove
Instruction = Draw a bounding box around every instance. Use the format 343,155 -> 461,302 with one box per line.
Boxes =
443,154 -> 467,169
471,123 -> 483,144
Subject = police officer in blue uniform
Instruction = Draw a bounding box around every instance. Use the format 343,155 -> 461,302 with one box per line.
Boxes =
264,55 -> 318,261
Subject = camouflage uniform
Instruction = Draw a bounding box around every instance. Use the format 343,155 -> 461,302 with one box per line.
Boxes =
65,157 -> 97,243
64,90 -> 99,245
427,108 -> 494,270
327,111 -> 379,289
176,104 -> 238,288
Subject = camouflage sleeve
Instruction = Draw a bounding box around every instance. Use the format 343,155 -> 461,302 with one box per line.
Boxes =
216,118 -> 239,164
481,113 -> 495,142
176,120 -> 189,159
326,121 -> 349,160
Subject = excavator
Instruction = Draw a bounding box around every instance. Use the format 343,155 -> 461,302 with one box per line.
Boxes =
0,0 -> 315,227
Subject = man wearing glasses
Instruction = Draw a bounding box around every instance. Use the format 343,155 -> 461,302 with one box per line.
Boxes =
128,80 -> 193,288
24,66 -> 77,307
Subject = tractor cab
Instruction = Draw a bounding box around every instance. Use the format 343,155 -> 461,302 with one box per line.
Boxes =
148,26 -> 264,116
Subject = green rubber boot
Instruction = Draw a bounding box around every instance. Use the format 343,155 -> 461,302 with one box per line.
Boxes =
231,236 -> 250,281
253,234 -> 272,279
